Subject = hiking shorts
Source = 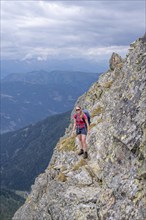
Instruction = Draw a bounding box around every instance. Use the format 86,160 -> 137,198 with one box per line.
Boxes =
76,127 -> 87,136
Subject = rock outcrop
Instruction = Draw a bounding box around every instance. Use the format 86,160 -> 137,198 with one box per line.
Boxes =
109,52 -> 123,70
13,35 -> 146,220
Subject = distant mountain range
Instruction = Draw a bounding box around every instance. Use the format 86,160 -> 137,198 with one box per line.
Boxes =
1,111 -> 71,191
1,70 -> 99,133
1,58 -> 107,79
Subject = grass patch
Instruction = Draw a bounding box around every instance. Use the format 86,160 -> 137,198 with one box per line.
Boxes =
102,81 -> 113,88
91,106 -> 104,117
89,123 -> 97,129
57,172 -> 67,182
72,158 -> 87,171
97,118 -> 103,124
58,136 -> 76,152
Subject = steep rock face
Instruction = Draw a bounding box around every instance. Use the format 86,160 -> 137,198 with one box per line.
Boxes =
13,36 -> 146,220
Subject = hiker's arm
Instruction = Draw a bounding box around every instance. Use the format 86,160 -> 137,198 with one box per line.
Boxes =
71,118 -> 76,136
85,118 -> 90,133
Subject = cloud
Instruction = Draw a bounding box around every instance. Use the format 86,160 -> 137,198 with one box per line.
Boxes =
21,45 -> 128,67
1,0 -> 145,62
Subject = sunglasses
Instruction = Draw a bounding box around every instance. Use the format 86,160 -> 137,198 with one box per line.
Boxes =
76,109 -> 80,111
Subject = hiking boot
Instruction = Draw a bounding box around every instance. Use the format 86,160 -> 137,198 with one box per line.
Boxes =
83,151 -> 88,159
78,149 -> 84,155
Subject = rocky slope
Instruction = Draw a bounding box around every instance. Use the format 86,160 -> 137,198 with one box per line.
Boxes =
13,35 -> 146,220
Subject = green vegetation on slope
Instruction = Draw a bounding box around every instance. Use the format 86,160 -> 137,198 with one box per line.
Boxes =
1,111 -> 71,191
0,188 -> 25,220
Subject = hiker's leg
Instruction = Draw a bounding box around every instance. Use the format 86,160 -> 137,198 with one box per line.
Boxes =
81,134 -> 88,158
81,134 -> 87,152
77,134 -> 83,149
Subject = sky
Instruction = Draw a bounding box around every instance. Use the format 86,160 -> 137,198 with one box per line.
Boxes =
1,0 -> 146,73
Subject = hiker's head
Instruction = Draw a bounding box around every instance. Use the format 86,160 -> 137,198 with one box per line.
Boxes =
76,106 -> 84,118
76,106 -> 81,113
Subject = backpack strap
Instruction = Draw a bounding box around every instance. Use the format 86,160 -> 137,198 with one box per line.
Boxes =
82,114 -> 87,127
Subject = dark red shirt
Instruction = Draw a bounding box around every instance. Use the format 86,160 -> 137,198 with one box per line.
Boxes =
74,113 -> 87,129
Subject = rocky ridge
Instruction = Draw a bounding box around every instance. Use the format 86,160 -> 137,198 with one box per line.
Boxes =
13,35 -> 146,220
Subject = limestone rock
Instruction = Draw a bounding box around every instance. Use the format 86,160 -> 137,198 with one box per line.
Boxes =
109,52 -> 123,70
13,35 -> 146,220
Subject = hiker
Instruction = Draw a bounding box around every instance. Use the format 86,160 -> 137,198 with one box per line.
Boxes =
71,106 -> 90,159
